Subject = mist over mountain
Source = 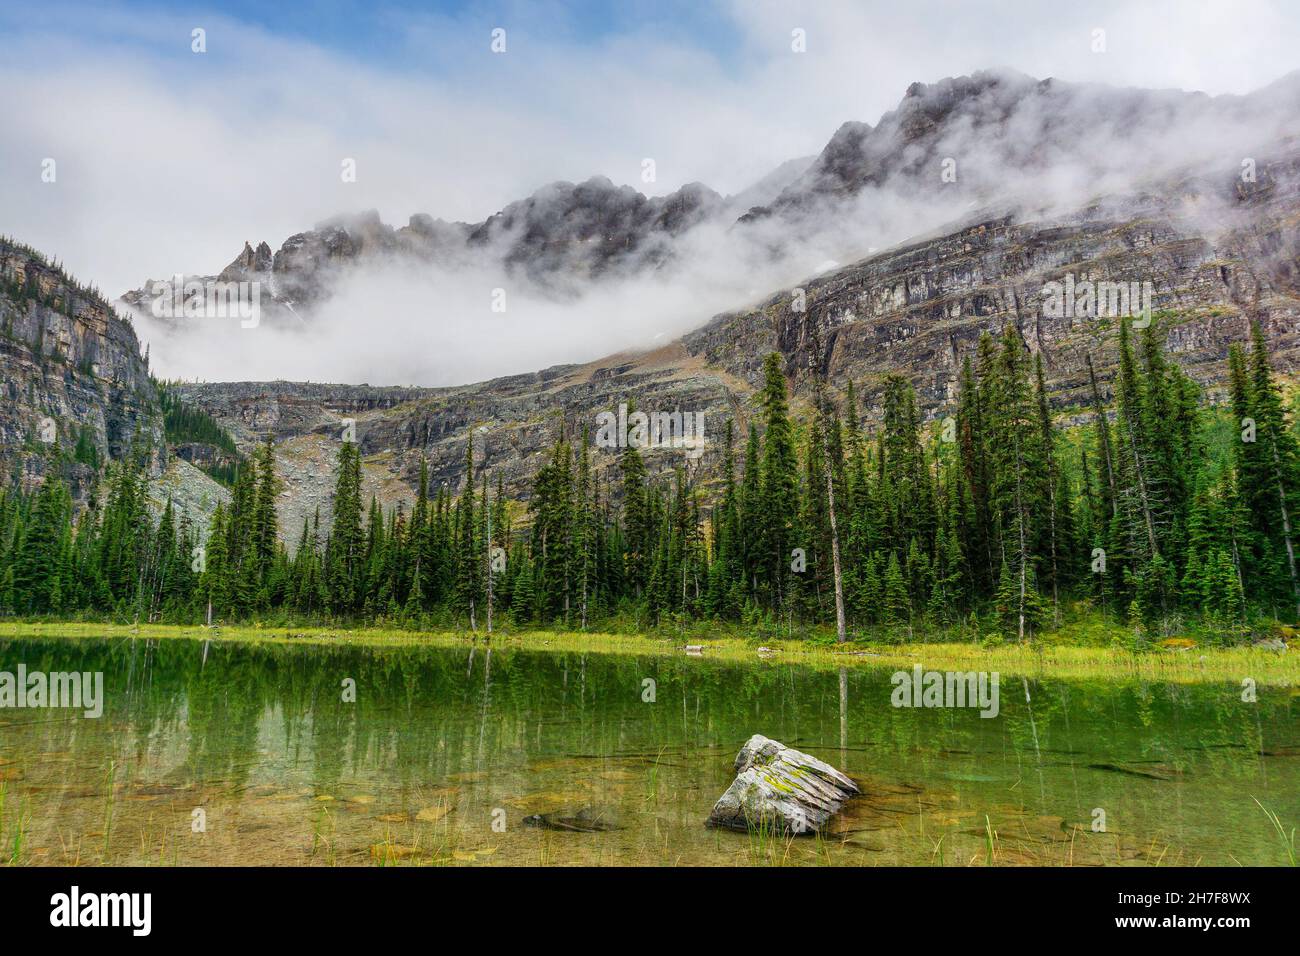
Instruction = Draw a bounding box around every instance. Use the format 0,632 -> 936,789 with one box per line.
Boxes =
120,68 -> 1300,387
752,69 -> 1300,221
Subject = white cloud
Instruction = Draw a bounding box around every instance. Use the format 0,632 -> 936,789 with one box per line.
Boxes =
2,0 -> 1296,385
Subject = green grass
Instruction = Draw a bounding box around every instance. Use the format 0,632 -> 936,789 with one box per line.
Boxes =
1,781 -> 29,866
1253,797 -> 1297,866
1,616 -> 1296,684
101,759 -> 116,862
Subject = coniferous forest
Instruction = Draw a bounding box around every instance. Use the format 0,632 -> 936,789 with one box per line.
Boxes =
2,319 -> 1297,642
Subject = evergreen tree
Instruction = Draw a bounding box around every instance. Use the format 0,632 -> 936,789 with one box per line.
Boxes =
759,353 -> 799,610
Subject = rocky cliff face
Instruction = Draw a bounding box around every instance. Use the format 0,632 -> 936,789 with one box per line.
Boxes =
466,177 -> 723,285
175,344 -> 738,538
0,238 -> 159,497
690,148 -> 1300,415
174,145 -> 1300,533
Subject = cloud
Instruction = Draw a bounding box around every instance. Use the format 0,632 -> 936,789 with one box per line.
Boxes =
2,1 -> 1298,385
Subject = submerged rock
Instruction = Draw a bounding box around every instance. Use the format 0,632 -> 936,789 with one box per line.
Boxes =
706,735 -> 859,835
523,807 -> 622,833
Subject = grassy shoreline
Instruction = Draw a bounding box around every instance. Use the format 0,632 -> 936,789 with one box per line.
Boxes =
1,620 -> 1296,684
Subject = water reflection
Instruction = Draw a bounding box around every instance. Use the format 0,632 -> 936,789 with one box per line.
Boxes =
0,636 -> 1296,866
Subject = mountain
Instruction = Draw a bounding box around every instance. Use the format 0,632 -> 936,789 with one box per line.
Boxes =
747,68 -> 1300,226
0,237 -> 158,498
10,69 -> 1300,541
120,177 -> 727,322
168,140 -> 1300,541
722,155 -> 815,218
118,69 -> 1300,335
465,177 -> 723,285
0,240 -> 235,532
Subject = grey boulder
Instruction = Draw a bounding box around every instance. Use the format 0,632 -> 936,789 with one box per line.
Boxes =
706,734 -> 859,835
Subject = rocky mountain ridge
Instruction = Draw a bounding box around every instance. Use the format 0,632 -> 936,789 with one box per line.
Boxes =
120,176 -> 735,322
10,69 -> 1300,543
121,69 -> 1300,332
172,141 -> 1300,539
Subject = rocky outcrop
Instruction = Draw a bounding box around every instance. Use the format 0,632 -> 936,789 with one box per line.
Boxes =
706,735 -> 860,835
146,457 -> 231,537
170,440 -> 237,475
468,176 -> 723,286
0,241 -> 226,536
0,238 -> 159,496
219,240 -> 274,283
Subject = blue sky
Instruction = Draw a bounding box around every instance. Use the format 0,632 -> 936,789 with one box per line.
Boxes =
185,0 -> 742,62
0,0 -> 747,74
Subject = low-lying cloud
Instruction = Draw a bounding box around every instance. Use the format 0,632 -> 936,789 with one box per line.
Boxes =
4,1 -> 1299,386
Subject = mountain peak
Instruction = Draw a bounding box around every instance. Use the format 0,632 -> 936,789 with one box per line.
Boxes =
219,240 -> 274,281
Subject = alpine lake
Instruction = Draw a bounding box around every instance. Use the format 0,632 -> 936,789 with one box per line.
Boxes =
1,633 -> 1297,867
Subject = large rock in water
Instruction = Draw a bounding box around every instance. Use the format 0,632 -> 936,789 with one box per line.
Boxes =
706,735 -> 859,835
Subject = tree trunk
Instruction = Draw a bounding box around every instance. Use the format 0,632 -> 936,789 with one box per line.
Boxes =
1011,428 -> 1027,643
485,497 -> 493,635
1125,422 -> 1160,560
1046,469 -> 1060,624
1268,434 -> 1300,619
823,431 -> 847,643
809,330 -> 847,643
1087,355 -> 1120,520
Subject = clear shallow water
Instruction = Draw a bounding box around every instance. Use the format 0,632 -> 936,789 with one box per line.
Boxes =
0,636 -> 1297,866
